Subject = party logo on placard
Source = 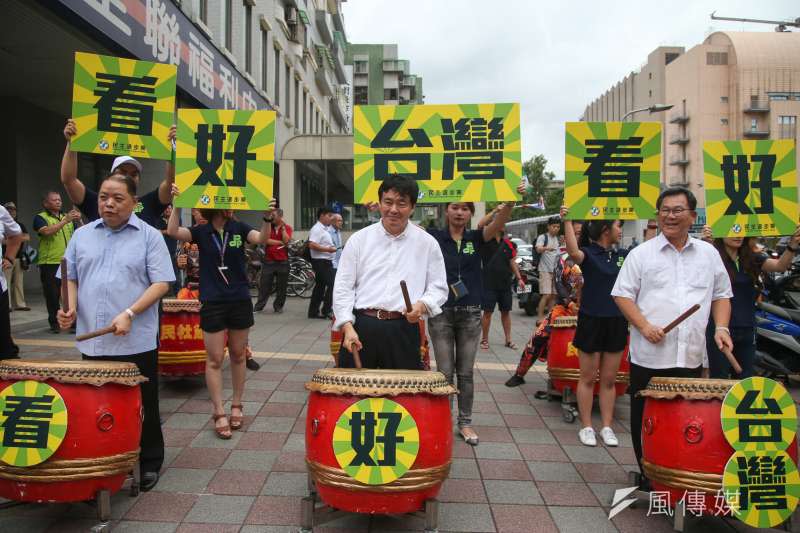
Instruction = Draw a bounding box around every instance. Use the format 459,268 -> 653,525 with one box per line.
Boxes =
175,109 -> 275,210
704,140 -> 798,237
71,52 -> 177,160
332,398 -> 419,485
353,103 -> 522,204
565,122 -> 662,220
0,381 -> 68,467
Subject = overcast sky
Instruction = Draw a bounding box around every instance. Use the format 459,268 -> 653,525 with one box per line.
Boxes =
343,0 -> 797,179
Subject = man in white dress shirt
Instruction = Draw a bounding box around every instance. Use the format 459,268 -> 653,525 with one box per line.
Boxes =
0,205 -> 23,359
611,186 -> 733,489
307,207 -> 337,319
333,175 -> 448,369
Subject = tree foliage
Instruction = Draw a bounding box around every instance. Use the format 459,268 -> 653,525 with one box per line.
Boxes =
488,154 -> 563,221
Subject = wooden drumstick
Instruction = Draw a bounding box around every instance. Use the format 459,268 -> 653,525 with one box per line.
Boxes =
59,258 -> 69,312
721,345 -> 743,375
400,280 -> 412,313
662,304 -> 701,334
76,325 -> 117,342
352,346 -> 363,369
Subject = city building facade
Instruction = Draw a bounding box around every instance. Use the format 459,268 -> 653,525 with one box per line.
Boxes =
346,44 -> 424,105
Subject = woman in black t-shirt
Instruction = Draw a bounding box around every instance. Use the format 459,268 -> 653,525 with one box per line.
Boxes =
562,206 -> 627,448
168,185 -> 274,440
702,226 -> 800,378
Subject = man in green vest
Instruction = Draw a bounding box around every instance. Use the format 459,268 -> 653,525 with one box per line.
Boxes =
33,191 -> 80,333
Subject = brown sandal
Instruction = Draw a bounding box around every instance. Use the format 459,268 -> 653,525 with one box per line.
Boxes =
212,413 -> 232,440
230,404 -> 244,431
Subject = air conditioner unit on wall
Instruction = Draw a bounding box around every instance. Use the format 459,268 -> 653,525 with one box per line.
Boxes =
287,7 -> 298,25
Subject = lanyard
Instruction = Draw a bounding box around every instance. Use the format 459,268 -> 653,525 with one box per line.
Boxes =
212,230 -> 229,266
455,239 -> 463,281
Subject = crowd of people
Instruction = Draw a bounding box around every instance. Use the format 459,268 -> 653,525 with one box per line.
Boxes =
2,118 -> 799,497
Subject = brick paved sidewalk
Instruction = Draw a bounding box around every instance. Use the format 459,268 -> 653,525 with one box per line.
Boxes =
0,297 -> 792,532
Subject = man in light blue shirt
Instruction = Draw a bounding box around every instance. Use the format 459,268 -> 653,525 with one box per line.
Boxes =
329,213 -> 343,273
58,173 -> 174,492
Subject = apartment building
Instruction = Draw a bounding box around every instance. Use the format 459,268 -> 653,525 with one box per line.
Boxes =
665,31 -> 800,205
346,44 -> 424,105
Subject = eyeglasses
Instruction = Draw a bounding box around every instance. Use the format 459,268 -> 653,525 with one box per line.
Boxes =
657,207 -> 690,216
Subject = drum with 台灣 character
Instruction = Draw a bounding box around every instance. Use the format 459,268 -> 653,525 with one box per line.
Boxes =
0,360 -> 144,504
158,298 -> 206,377
303,368 -> 455,526
640,377 -> 799,518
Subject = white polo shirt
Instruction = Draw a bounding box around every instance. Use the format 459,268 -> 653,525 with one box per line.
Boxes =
308,221 -> 335,260
611,232 -> 732,369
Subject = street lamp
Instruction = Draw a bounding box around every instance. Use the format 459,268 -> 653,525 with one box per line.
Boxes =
621,104 -> 674,121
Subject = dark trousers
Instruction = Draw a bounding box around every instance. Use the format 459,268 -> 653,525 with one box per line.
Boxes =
706,322 -> 756,379
338,314 -> 422,370
255,261 -> 288,310
308,259 -> 333,317
629,362 -> 702,476
39,264 -> 60,328
83,350 -> 164,475
0,290 -> 14,359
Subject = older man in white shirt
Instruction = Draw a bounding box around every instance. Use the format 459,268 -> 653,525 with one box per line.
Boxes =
307,207 -> 337,319
611,187 -> 733,489
333,175 -> 448,370
0,205 -> 23,359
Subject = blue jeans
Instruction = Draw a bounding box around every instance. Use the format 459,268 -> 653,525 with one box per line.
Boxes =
428,307 -> 482,427
706,322 -> 756,378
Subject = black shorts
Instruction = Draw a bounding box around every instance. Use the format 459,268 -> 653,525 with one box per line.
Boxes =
572,313 -> 628,354
481,286 -> 513,312
199,299 -> 254,333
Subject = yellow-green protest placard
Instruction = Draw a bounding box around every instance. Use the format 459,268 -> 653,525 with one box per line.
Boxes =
0,381 -> 68,467
353,103 -> 522,203
704,140 -> 798,237
175,109 -> 275,210
71,52 -> 176,160
564,122 -> 662,219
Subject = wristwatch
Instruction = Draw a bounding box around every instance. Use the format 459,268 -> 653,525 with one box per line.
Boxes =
124,308 -> 135,320
263,216 -> 273,223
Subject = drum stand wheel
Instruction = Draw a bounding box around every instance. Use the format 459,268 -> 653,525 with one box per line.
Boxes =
560,386 -> 579,423
299,476 -> 440,532
130,464 -> 141,497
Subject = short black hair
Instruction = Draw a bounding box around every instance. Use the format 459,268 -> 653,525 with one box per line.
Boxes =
317,207 -> 333,219
547,216 -> 561,226
656,186 -> 697,211
378,174 -> 419,207
99,171 -> 137,196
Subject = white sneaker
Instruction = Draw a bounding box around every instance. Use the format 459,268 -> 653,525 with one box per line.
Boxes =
578,427 -> 597,447
600,426 -> 619,447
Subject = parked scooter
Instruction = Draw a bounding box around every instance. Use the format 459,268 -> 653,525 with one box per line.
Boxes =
515,256 -> 541,316
754,300 -> 800,380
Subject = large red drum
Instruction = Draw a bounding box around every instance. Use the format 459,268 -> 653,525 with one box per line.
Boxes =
159,299 -> 206,377
305,368 -> 455,514
0,360 -> 144,502
546,316 -> 630,395
330,320 -> 431,370
641,378 -> 799,511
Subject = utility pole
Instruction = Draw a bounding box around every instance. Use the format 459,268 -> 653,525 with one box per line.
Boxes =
710,11 -> 799,32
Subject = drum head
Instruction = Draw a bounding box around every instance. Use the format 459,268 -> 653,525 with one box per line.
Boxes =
0,360 -> 146,387
162,298 -> 201,313
306,368 -> 457,397
639,377 -> 737,400
551,316 -> 578,328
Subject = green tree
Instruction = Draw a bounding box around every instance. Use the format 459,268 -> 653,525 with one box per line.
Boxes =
488,154 -> 563,221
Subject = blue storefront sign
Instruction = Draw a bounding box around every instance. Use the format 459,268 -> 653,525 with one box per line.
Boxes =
53,0 -> 269,111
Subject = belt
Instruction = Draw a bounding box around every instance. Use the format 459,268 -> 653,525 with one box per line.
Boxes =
356,308 -> 405,320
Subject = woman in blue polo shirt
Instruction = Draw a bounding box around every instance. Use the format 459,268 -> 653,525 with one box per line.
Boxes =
168,185 -> 274,439
427,201 -> 514,446
702,227 -> 800,378
561,206 -> 627,448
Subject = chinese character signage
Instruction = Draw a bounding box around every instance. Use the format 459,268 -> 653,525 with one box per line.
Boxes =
71,52 -> 176,160
564,122 -> 662,220
55,0 -> 266,111
721,377 -> 800,528
0,381 -> 68,467
704,140 -> 798,237
175,109 -> 275,210
332,398 -> 419,485
353,103 -> 522,203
